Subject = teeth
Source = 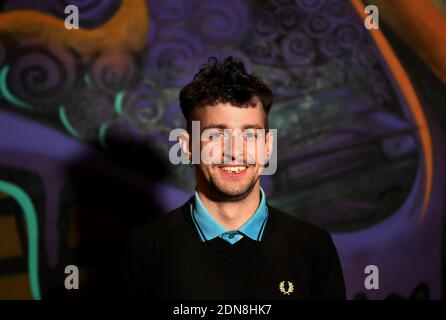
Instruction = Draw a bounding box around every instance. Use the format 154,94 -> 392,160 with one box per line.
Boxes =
221,166 -> 247,173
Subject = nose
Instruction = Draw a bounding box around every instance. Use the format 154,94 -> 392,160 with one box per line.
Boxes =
227,134 -> 244,162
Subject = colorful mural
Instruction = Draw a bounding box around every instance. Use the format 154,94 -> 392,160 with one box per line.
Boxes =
0,0 -> 445,299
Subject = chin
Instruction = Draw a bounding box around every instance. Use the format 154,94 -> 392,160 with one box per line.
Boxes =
213,183 -> 255,199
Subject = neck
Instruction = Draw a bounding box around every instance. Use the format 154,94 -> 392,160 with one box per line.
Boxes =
196,182 -> 261,230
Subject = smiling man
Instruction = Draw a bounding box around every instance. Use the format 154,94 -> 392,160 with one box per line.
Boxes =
120,57 -> 346,300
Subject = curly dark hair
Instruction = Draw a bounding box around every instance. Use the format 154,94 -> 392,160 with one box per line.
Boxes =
179,56 -> 273,127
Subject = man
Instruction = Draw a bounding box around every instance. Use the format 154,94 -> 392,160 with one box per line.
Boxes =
120,57 -> 346,300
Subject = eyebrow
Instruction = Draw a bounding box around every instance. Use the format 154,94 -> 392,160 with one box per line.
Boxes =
202,124 -> 265,130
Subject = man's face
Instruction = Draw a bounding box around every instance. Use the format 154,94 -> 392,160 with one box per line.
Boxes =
189,100 -> 273,200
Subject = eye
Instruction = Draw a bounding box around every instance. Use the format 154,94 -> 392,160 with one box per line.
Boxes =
243,131 -> 258,139
209,131 -> 224,140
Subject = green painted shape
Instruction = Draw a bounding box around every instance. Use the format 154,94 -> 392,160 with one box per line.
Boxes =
0,180 -> 41,300
0,66 -> 34,110
59,106 -> 81,139
98,123 -> 108,149
114,91 -> 126,115
83,73 -> 92,88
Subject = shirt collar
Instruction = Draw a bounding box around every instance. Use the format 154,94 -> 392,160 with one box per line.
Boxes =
190,187 -> 269,242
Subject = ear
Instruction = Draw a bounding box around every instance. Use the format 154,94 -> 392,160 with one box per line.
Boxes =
265,130 -> 274,161
178,131 -> 192,162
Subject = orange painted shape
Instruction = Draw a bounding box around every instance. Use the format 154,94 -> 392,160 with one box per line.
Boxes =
0,0 -> 149,62
0,273 -> 32,299
0,192 -> 9,199
0,215 -> 23,258
366,0 -> 446,85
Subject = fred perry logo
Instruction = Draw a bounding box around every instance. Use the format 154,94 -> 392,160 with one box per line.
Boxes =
279,281 -> 294,295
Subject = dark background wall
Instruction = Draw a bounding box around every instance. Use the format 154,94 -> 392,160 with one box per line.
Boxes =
0,0 -> 444,299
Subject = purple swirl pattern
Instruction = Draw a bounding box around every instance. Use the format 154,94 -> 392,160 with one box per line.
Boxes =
251,11 -> 279,40
7,46 -> 77,110
63,88 -> 113,139
296,0 -> 326,11
275,5 -> 302,34
353,43 -> 379,69
290,65 -> 319,92
144,30 -> 205,87
2,0 -> 121,29
281,32 -> 315,67
147,0 -> 193,22
261,67 -> 298,99
2,0 -> 54,13
322,0 -> 355,22
318,34 -> 343,58
335,23 -> 363,50
91,53 -> 135,96
190,0 -> 249,46
244,38 -> 278,65
122,84 -> 162,126
49,0 -> 121,29
303,12 -> 333,38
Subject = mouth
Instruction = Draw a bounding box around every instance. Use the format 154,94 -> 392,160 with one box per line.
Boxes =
217,165 -> 250,178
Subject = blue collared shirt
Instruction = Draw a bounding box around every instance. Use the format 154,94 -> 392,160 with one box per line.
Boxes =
189,187 -> 269,245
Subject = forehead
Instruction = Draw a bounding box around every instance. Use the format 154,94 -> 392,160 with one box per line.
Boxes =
191,102 -> 267,129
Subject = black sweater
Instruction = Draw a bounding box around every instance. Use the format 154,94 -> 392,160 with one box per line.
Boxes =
119,197 -> 346,300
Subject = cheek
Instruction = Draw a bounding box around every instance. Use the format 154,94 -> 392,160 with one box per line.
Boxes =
244,140 -> 265,163
200,140 -> 223,163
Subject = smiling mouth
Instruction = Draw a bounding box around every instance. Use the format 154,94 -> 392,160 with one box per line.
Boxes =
215,163 -> 252,176
219,165 -> 247,173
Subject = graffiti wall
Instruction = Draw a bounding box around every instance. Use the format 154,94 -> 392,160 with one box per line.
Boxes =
0,0 -> 445,299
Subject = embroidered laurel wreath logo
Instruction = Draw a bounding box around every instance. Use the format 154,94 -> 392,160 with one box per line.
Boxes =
279,281 -> 294,295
